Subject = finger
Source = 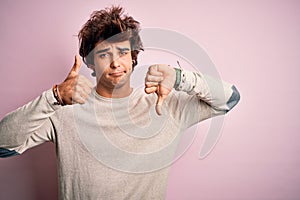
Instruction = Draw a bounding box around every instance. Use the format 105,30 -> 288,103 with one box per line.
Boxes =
71,55 -> 82,73
145,81 -> 159,88
74,87 -> 90,100
145,74 -> 163,82
148,65 -> 163,76
72,92 -> 87,104
75,85 -> 92,99
155,95 -> 166,116
80,86 -> 92,98
144,86 -> 157,94
76,82 -> 92,95
78,75 -> 94,89
83,86 -> 92,96
74,80 -> 91,98
159,79 -> 174,90
84,78 -> 94,89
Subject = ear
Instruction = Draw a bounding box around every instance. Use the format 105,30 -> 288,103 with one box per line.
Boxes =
87,64 -> 96,77
87,64 -> 95,71
132,60 -> 136,67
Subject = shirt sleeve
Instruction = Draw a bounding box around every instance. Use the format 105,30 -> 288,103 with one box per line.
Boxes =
168,70 -> 240,128
0,88 -> 61,158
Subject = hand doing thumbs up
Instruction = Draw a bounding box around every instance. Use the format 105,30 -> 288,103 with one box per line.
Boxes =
144,64 -> 176,115
57,55 -> 93,105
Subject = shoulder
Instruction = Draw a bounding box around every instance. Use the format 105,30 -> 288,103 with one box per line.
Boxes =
129,87 -> 157,105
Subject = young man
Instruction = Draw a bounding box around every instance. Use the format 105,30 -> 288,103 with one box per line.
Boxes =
0,6 -> 240,199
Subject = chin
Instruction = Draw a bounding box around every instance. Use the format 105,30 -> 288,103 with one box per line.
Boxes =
112,80 -> 127,89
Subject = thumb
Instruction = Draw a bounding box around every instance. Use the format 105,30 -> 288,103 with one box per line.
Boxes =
155,95 -> 166,116
71,55 -> 82,73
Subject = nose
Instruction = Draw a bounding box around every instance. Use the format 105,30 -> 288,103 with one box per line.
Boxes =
110,53 -> 120,69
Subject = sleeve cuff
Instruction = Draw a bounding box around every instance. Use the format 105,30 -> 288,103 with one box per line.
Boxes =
175,69 -> 197,93
45,88 -> 63,111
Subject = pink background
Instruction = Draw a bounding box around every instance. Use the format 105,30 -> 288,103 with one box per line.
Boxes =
1,0 -> 300,199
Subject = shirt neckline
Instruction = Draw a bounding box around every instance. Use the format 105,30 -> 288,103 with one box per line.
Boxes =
92,88 -> 134,103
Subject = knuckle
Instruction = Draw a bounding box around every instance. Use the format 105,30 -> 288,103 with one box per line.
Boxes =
150,66 -> 157,73
78,100 -> 85,104
150,75 -> 156,81
145,75 -> 151,82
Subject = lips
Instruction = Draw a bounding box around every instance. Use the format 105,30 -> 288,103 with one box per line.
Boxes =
109,71 -> 125,77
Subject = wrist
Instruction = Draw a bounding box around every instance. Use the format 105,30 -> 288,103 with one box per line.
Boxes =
175,69 -> 196,93
52,84 -> 65,106
173,68 -> 182,89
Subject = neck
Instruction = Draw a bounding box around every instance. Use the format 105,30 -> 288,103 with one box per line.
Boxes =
95,84 -> 132,98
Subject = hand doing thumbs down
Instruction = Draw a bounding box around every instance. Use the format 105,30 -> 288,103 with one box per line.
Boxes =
144,64 -> 176,115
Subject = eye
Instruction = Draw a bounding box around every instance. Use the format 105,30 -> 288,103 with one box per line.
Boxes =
120,51 -> 129,56
99,53 -> 109,58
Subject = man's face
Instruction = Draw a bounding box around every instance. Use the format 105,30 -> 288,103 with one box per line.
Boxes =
92,40 -> 133,90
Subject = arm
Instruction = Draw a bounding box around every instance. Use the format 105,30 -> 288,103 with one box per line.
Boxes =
176,69 -> 240,112
0,55 -> 93,158
0,89 -> 60,157
144,64 -> 240,125
173,69 -> 240,126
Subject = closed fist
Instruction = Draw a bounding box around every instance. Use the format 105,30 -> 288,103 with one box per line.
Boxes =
58,55 -> 93,105
145,64 -> 176,115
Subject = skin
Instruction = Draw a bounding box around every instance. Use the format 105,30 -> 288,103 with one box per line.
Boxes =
57,40 -> 176,115
145,64 -> 176,115
90,40 -> 133,98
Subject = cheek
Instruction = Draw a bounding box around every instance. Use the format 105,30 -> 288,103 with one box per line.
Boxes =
94,60 -> 109,72
123,56 -> 133,70
94,56 -> 109,66
94,65 -> 108,76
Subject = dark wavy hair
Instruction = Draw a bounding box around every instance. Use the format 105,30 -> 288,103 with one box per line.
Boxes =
78,6 -> 143,69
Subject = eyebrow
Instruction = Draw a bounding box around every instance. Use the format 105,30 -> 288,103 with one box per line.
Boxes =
117,47 -> 130,51
95,48 -> 110,54
95,47 -> 130,54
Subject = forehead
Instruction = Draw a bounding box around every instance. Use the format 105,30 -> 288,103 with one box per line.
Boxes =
94,40 -> 131,51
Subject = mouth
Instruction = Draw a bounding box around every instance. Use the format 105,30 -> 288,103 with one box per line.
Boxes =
109,71 -> 126,77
